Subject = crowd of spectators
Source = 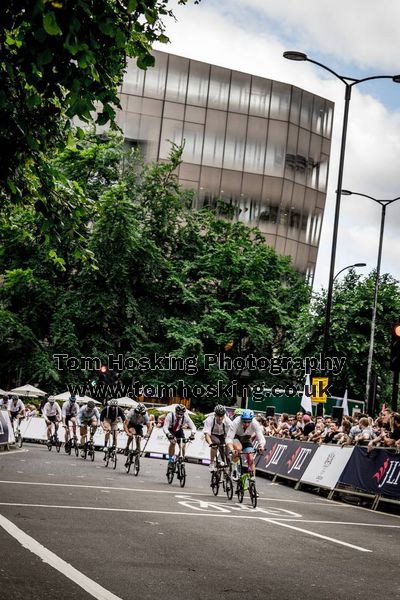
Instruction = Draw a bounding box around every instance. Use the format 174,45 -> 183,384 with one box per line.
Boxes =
255,408 -> 400,451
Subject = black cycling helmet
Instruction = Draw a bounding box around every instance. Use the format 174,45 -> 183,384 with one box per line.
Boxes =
134,402 -> 146,414
175,404 -> 186,414
69,395 -> 76,403
87,400 -> 95,409
214,404 -> 226,416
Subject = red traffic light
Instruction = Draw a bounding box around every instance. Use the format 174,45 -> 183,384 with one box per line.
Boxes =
393,323 -> 400,338
100,365 -> 108,374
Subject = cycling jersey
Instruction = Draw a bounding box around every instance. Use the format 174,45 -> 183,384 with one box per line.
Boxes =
163,412 -> 196,437
100,406 -> 126,423
203,414 -> 231,436
7,399 -> 25,413
226,416 -> 265,447
126,410 -> 149,427
62,400 -> 78,418
42,402 -> 61,419
77,405 -> 100,426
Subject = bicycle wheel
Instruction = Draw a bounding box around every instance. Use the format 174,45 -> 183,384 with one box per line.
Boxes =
112,450 -> 118,471
237,480 -> 244,503
105,450 -> 110,468
133,454 -> 140,476
56,438 -> 61,453
249,481 -> 257,508
125,454 -> 132,474
211,471 -> 219,496
74,441 -> 79,457
179,463 -> 186,488
16,432 -> 23,449
90,445 -> 95,462
225,475 -> 233,500
167,463 -> 174,484
47,439 -> 52,451
65,440 -> 71,455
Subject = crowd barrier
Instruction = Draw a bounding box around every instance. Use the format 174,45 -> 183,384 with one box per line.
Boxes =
0,410 -> 15,446
6,415 -> 400,509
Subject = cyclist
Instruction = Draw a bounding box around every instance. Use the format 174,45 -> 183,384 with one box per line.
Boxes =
226,409 -> 265,480
163,404 -> 196,465
123,403 -> 152,455
100,398 -> 126,454
77,400 -> 100,457
7,395 -> 26,430
203,404 -> 232,472
62,395 -> 78,448
42,396 -> 62,443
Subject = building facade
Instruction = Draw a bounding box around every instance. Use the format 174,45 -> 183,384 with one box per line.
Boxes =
117,50 -> 334,282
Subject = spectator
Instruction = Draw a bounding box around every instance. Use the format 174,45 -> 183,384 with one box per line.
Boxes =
354,417 -> 375,445
321,421 -> 339,444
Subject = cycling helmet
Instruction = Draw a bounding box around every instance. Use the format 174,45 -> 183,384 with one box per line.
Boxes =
175,404 -> 186,414
87,400 -> 95,409
241,409 -> 254,421
108,398 -> 118,406
134,402 -> 146,414
69,395 -> 76,403
234,408 -> 243,417
214,404 -> 226,416
48,396 -> 55,403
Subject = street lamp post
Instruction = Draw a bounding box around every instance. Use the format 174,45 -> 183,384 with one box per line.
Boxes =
283,51 -> 400,363
340,190 -> 400,407
333,263 -> 367,284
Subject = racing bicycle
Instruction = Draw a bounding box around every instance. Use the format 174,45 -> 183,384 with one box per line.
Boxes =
209,443 -> 233,499
166,437 -> 191,488
234,450 -> 258,508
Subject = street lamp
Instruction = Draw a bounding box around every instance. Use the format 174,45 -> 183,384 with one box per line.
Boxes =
341,189 -> 400,407
333,263 -> 367,283
283,51 -> 400,363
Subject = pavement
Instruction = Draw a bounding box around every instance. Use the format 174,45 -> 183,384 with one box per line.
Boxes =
0,444 -> 399,600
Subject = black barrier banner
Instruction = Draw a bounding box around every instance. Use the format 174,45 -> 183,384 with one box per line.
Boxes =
256,436 -> 318,481
0,410 -> 10,444
339,446 -> 400,499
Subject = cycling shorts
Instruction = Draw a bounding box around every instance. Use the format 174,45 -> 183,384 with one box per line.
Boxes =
127,423 -> 143,437
168,427 -> 185,440
65,415 -> 76,424
47,415 -> 58,423
10,411 -> 23,422
234,435 -> 253,451
103,418 -> 119,432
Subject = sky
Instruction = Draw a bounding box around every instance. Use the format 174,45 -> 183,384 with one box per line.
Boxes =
154,0 -> 400,291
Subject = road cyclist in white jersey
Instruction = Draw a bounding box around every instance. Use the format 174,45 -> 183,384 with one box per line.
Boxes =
7,395 -> 26,426
226,409 -> 265,480
77,400 -> 100,457
42,396 -> 62,443
62,395 -> 78,450
163,404 -> 196,466
203,404 -> 232,472
123,403 -> 152,455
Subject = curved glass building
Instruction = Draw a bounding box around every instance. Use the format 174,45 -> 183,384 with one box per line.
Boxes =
117,50 -> 334,283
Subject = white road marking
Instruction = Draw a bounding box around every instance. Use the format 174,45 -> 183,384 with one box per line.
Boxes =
0,513 -> 123,600
0,480 -> 329,503
264,520 -> 400,528
0,502 -> 373,552
0,449 -> 28,458
259,518 -> 372,552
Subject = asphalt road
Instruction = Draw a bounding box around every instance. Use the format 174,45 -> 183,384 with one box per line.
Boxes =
0,444 -> 399,600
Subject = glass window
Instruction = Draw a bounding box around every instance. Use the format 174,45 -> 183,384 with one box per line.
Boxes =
127,96 -> 162,117
164,101 -> 185,120
241,173 -> 263,224
270,81 -> 290,120
300,91 -> 313,129
185,105 -> 206,124
323,103 -> 334,138
220,170 -> 243,217
284,239 -> 298,260
223,113 -> 247,171
284,123 -> 299,180
124,114 -> 161,162
143,52 -> 168,99
249,76 -> 271,117
312,97 -> 326,135
199,166 -> 222,208
261,175 -> 283,205
159,118 -> 183,159
307,133 -> 323,188
295,128 -> 310,184
179,163 -> 201,182
182,122 -> 204,165
202,109 -> 227,168
123,58 -> 145,96
187,60 -> 210,107
229,72 -> 251,114
208,66 -> 230,110
244,116 -> 268,174
289,87 -> 301,125
264,121 -> 287,177
165,55 -> 189,103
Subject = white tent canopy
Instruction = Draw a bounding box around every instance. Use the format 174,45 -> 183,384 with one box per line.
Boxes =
53,391 -> 100,405
111,397 -> 138,409
10,384 -> 47,397
76,396 -> 101,405
156,403 -> 195,415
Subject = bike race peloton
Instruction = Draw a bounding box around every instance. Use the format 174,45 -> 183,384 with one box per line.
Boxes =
226,409 -> 265,480
163,404 -> 196,464
203,404 -> 232,471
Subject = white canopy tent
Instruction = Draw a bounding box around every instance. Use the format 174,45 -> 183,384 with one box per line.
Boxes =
156,403 -> 195,415
53,391 -> 101,405
110,397 -> 138,409
10,384 -> 47,397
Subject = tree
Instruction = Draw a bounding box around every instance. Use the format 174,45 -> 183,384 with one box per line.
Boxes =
286,270 -> 400,407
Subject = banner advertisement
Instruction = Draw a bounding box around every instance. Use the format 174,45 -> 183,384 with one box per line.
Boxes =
338,446 -> 400,499
0,410 -> 14,445
256,437 -> 318,481
300,445 -> 354,489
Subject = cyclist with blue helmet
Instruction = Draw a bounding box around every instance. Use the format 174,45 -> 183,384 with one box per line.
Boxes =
226,409 -> 265,480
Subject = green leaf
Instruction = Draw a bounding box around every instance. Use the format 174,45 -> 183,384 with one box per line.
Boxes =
127,0 -> 137,11
43,11 -> 62,36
